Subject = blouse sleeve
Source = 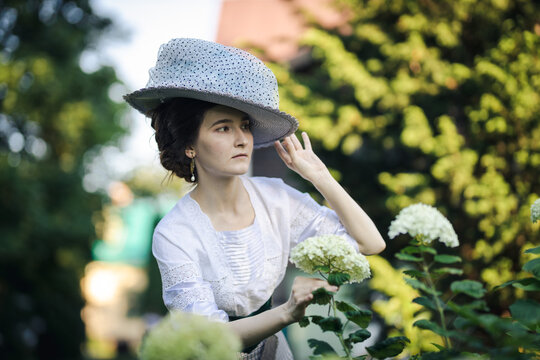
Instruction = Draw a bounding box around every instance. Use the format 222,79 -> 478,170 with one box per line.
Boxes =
152,228 -> 229,322
280,180 -> 359,252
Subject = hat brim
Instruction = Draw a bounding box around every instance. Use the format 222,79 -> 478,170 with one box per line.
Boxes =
124,87 -> 299,148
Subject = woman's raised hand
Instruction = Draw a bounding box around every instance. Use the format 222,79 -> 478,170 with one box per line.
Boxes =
283,276 -> 338,324
274,132 -> 329,184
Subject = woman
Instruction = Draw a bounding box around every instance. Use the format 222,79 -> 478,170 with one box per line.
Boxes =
125,38 -> 385,359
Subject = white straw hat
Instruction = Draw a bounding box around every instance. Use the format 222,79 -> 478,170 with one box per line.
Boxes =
124,38 -> 298,148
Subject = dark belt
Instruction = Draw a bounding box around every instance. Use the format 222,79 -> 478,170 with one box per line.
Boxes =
229,297 -> 272,354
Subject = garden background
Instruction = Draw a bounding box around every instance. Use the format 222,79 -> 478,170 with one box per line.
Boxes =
0,0 -> 538,359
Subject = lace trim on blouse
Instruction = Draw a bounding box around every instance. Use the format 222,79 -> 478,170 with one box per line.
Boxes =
208,276 -> 236,313
290,196 -> 340,244
167,286 -> 215,311
161,262 -> 200,289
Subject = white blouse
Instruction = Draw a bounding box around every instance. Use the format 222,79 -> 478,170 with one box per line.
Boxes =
152,176 -> 358,322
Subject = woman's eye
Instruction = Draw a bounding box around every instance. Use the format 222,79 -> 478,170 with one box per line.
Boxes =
217,126 -> 229,132
241,123 -> 251,130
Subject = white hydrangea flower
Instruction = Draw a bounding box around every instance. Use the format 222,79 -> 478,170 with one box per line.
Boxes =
140,311 -> 241,360
388,203 -> 459,247
290,235 -> 371,283
532,199 -> 540,223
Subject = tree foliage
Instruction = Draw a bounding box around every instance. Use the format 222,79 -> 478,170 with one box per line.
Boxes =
271,0 -> 540,312
0,1 -> 125,358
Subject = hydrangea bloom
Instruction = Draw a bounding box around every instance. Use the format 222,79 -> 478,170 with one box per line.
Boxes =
290,235 -> 371,283
140,311 -> 241,360
388,203 -> 459,247
532,199 -> 540,223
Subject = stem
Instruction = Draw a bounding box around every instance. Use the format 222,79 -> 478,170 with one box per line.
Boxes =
420,251 -> 452,349
318,270 -> 328,281
331,297 -> 353,360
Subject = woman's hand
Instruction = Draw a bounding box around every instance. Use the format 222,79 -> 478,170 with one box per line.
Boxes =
274,132 -> 329,184
228,276 -> 337,348
282,276 -> 338,324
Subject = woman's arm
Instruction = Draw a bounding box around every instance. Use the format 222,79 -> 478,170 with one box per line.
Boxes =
274,132 -> 386,255
227,277 -> 338,348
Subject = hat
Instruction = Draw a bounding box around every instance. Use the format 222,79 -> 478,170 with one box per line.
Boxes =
124,38 -> 299,148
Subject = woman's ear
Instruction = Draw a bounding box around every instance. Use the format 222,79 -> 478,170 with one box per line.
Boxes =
185,146 -> 195,159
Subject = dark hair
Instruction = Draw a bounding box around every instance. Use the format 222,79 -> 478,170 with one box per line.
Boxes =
150,97 -> 217,182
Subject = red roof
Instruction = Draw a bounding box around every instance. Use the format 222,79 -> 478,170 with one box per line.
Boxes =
216,0 -> 349,62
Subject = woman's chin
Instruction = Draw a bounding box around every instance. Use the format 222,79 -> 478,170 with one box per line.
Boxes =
235,167 -> 250,176
215,166 -> 251,178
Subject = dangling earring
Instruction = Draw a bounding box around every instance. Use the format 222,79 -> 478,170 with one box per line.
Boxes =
190,158 -> 196,182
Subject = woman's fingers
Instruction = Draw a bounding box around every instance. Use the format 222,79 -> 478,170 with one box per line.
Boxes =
276,132 -> 312,161
290,133 -> 303,151
293,277 -> 338,301
274,140 -> 292,165
314,284 -> 338,293
287,277 -> 340,322
301,131 -> 312,151
284,136 -> 297,156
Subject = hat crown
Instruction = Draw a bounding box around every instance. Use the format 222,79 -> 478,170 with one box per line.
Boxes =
146,38 -> 280,109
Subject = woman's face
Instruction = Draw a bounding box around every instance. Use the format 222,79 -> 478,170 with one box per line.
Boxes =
189,105 -> 253,180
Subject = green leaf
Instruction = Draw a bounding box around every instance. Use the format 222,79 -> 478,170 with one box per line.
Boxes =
416,350 -> 463,359
510,299 -> 540,331
402,241 -> 437,255
434,255 -> 462,264
395,253 -> 422,262
403,269 -> 426,279
348,329 -> 371,343
353,356 -> 367,360
307,338 -> 337,355
299,316 -> 310,327
366,336 -> 410,358
317,317 -> 343,333
450,280 -> 486,298
453,316 -> 473,330
310,315 -> 324,324
432,267 -> 463,276
512,277 -> 540,291
524,246 -> 540,254
430,343 -> 447,351
405,278 -> 442,296
446,301 -> 476,318
412,296 -> 437,311
344,309 -> 372,328
493,277 -> 540,291
458,352 -> 488,359
336,301 -> 358,312
402,246 -> 422,254
493,279 -> 514,290
476,314 -> 512,334
328,272 -> 350,286
463,300 -> 489,311
311,287 -> 335,305
446,300 -> 488,320
418,245 -> 437,255
413,319 -> 451,336
523,258 -> 540,278
314,265 -> 330,273
400,245 -> 420,254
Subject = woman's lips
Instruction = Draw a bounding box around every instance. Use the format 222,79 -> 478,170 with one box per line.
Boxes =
232,154 -> 248,159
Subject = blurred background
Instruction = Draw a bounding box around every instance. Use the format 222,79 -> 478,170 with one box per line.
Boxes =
0,0 -> 538,359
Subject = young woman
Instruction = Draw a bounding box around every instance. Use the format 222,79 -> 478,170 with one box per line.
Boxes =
125,38 -> 385,360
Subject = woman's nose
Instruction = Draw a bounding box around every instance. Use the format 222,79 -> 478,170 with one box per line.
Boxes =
235,128 -> 249,147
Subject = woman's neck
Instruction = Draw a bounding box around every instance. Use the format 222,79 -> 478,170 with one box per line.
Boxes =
190,175 -> 247,214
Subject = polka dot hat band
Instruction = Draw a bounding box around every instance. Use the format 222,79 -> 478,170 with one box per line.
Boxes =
124,38 -> 299,148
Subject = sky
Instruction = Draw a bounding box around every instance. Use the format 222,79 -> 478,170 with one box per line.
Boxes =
83,0 -> 223,191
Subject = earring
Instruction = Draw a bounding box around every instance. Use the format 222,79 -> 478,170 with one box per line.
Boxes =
190,158 -> 195,182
